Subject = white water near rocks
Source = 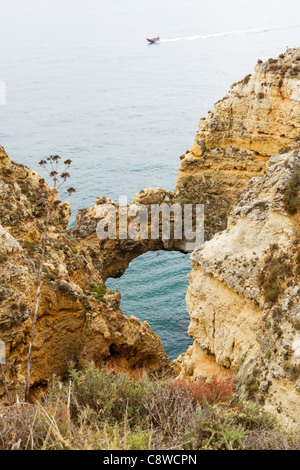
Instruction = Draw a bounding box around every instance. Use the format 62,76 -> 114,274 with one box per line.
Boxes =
0,0 -> 299,360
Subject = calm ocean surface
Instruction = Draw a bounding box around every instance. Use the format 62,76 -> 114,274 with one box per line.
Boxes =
0,0 -> 299,360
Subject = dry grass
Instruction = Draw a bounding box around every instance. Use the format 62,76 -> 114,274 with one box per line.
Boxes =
259,241 -> 298,304
0,364 -> 299,450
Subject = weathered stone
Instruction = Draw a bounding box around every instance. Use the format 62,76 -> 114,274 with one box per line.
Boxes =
176,48 -> 300,239
0,152 -> 173,401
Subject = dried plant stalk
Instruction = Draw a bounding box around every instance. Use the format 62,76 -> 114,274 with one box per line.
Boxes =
24,156 -> 74,402
0,363 -> 11,404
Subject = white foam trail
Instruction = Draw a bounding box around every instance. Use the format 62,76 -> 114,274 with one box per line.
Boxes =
160,24 -> 295,43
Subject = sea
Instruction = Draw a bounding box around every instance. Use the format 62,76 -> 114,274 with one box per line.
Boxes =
0,0 -> 299,360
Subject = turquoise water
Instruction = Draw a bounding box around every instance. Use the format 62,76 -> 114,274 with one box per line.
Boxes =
107,251 -> 191,361
0,0 -> 299,360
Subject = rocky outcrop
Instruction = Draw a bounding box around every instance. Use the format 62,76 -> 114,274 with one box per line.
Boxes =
176,48 -> 300,238
1,47 -> 299,426
174,149 -> 300,424
174,48 -> 300,425
0,147 -> 172,401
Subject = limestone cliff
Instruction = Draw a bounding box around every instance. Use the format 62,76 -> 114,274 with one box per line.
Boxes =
174,48 -> 300,425
176,48 -> 300,238
1,47 -> 300,426
0,147 -> 172,401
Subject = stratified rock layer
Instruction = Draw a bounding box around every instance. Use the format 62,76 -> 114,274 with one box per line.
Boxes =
175,48 -> 300,425
176,48 -> 300,238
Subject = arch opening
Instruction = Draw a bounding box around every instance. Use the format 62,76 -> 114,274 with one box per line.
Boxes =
106,250 -> 193,361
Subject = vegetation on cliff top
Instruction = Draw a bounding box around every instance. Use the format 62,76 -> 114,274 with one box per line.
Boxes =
0,363 -> 299,451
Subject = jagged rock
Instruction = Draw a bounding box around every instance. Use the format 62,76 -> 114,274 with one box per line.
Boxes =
0,151 -> 173,401
176,48 -> 300,238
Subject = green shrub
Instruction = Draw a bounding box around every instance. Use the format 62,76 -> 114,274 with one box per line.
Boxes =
0,254 -> 8,263
293,318 -> 300,330
187,405 -> 249,450
284,169 -> 300,214
165,376 -> 234,405
89,284 -> 107,300
264,282 -> 280,303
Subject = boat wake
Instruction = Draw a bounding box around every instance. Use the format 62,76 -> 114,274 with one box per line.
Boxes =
160,24 -> 299,43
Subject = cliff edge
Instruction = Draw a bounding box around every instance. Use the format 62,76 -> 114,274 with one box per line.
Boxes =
176,47 -> 300,238
174,48 -> 300,425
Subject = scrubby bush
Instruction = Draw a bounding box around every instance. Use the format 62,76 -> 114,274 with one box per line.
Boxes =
0,364 -> 299,450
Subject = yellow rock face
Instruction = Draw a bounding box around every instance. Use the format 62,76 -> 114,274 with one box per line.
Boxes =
174,48 -> 300,425
175,151 -> 300,426
176,48 -> 300,238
